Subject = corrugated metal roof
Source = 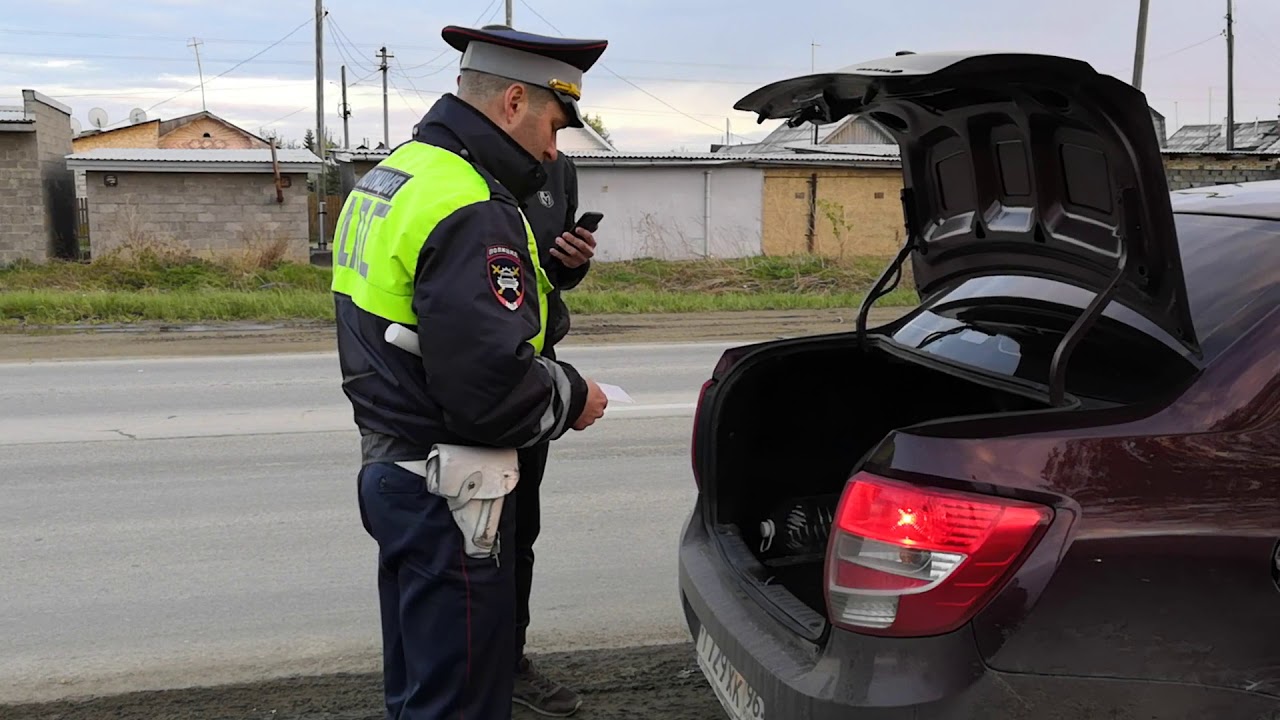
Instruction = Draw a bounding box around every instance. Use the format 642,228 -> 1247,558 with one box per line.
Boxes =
1163,149 -> 1280,157
567,151 -> 901,167
1165,121 -> 1280,153
785,143 -> 901,157
333,149 -> 898,165
567,151 -> 881,160
334,150 -> 390,162
65,148 -> 322,163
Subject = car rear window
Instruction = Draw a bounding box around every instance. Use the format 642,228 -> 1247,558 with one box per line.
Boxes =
1173,213 -> 1280,352
887,213 -> 1279,402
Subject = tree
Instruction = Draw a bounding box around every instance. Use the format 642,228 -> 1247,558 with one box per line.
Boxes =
584,113 -> 610,142
297,128 -> 342,195
258,128 -> 300,149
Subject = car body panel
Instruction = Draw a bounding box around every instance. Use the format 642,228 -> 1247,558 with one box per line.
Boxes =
680,498 -> 1280,718
733,51 -> 1200,356
865,307 -> 1280,693
1171,179 -> 1280,221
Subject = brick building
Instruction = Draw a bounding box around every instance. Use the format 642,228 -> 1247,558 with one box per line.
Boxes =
0,90 -> 76,265
70,111 -> 271,197
65,148 -> 322,262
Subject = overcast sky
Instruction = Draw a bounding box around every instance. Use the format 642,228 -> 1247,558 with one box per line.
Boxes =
2,0 -> 1278,151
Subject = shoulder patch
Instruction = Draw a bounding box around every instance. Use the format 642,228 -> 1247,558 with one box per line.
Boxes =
486,245 -> 525,311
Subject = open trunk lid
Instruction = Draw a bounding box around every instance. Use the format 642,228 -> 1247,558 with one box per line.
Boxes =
734,51 -> 1201,357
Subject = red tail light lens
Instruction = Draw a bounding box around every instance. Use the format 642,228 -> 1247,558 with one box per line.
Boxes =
690,379 -> 714,489
824,472 -> 1051,637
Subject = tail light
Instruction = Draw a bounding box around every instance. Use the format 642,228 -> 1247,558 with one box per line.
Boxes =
690,379 -> 714,489
824,472 -> 1051,637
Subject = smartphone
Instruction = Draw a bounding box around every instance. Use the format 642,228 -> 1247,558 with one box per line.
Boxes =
574,211 -> 604,233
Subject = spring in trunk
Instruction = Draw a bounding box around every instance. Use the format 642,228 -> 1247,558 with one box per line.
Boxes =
759,496 -> 838,557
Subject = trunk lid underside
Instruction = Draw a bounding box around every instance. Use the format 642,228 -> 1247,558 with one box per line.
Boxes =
734,51 -> 1200,357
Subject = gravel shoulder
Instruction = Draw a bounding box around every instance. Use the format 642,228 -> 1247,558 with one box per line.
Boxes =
0,643 -> 723,720
0,308 -> 909,363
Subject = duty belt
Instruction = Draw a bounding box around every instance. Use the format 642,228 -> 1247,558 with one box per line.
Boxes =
383,322 -> 519,560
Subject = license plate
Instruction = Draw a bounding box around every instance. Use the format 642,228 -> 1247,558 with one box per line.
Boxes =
696,624 -> 765,720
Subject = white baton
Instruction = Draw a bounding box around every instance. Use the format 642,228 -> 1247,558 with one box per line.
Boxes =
384,324 -> 421,357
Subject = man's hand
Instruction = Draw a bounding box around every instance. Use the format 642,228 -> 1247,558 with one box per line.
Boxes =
572,378 -> 608,430
549,227 -> 596,269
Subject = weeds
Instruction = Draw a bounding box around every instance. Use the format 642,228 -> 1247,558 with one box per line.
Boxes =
0,253 -> 918,326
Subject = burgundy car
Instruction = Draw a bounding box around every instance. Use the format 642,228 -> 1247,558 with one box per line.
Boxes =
678,50 -> 1280,719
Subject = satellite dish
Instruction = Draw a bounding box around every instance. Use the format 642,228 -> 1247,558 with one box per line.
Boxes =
129,108 -> 147,125
71,118 -> 82,135
88,107 -> 108,129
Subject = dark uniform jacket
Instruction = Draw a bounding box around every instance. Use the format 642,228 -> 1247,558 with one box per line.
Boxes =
517,154 -> 588,352
334,95 -> 590,463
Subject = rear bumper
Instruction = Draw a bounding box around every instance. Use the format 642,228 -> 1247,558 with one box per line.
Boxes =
677,501 -> 1280,720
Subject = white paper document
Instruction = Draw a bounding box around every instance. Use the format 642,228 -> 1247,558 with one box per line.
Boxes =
597,383 -> 635,403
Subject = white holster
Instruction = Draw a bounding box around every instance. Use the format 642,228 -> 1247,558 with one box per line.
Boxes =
417,444 -> 519,559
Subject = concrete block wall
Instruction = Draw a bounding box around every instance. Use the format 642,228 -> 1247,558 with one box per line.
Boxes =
84,171 -> 312,262
0,133 -> 42,265
1162,154 -> 1280,190
26,90 -> 77,259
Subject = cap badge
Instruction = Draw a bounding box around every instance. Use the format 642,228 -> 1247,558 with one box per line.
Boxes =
548,78 -> 581,100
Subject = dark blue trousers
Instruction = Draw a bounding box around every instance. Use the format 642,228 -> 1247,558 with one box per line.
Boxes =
358,461 -> 516,720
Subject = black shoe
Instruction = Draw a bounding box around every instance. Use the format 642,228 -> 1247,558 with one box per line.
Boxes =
513,656 -> 582,717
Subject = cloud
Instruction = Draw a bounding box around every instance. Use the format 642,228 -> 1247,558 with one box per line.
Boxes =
4,0 -> 1279,149
32,59 -> 88,70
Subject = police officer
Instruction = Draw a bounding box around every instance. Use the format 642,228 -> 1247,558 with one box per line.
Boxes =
514,151 -> 593,716
415,31 -> 595,716
331,23 -> 609,720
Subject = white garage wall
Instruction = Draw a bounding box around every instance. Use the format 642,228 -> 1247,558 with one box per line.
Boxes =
573,166 -> 763,261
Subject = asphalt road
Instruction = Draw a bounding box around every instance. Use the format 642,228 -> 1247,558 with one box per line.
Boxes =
0,342 -> 738,705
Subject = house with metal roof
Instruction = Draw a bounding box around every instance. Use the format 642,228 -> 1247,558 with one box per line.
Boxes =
69,109 -> 274,198
720,105 -> 1169,157
1165,119 -> 1280,154
65,148 -> 323,262
333,147 -> 907,260
0,89 -> 76,265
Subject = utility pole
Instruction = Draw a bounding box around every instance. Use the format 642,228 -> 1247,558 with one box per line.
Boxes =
377,46 -> 393,148
1226,0 -> 1235,150
339,65 -> 351,150
188,38 -> 207,111
506,0 -> 514,26
315,0 -> 328,250
1131,0 -> 1149,88
811,42 -> 820,145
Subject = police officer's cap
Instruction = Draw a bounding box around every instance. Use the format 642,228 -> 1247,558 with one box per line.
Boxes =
442,24 -> 607,128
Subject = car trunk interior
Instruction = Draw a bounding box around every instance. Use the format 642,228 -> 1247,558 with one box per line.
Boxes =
708,335 -> 1054,619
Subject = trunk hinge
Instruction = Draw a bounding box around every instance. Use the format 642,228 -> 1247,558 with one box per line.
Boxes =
1047,188 -> 1137,407
857,187 -> 919,351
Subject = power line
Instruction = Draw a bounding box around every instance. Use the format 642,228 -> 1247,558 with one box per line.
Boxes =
393,56 -> 442,109
50,81 -> 313,99
95,16 -> 315,128
387,74 -> 422,116
260,67 -> 380,129
326,16 -> 380,74
0,25 -> 806,72
0,46 -> 777,89
0,48 -> 315,66
514,0 -> 763,143
1149,32 -> 1224,62
399,0 -> 497,73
